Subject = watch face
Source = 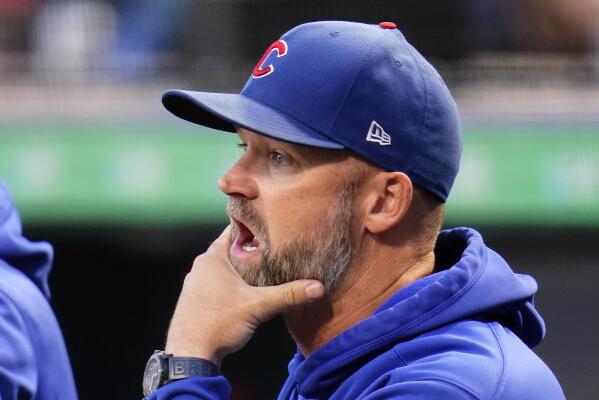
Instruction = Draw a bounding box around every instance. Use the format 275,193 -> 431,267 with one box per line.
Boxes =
143,352 -> 165,397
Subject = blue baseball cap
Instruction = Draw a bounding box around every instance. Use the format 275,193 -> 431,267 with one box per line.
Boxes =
162,21 -> 462,201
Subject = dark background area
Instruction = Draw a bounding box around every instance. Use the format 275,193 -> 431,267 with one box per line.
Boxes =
30,224 -> 598,400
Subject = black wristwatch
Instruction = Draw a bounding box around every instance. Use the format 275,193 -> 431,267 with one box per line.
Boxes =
142,350 -> 219,397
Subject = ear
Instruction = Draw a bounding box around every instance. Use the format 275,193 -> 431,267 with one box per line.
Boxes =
364,172 -> 413,234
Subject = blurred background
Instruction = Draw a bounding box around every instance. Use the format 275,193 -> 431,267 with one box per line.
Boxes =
0,0 -> 598,399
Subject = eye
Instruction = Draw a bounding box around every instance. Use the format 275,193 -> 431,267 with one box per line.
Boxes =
236,143 -> 248,152
269,151 -> 291,166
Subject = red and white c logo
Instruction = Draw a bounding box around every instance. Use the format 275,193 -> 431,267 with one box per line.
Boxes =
252,40 -> 288,79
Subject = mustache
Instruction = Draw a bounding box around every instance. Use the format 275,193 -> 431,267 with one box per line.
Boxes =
226,198 -> 264,235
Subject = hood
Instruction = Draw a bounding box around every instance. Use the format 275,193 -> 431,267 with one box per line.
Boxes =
289,227 -> 545,397
0,181 -> 53,298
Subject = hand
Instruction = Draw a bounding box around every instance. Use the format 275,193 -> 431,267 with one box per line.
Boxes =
164,226 -> 326,367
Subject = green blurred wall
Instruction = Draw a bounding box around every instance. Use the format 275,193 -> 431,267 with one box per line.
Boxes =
1,121 -> 598,225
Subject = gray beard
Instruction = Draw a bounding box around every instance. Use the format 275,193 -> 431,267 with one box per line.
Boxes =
227,187 -> 354,292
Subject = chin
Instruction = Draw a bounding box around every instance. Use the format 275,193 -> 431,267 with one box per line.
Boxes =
230,257 -> 262,283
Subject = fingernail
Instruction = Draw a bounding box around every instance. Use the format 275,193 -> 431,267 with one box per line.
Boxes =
305,282 -> 325,300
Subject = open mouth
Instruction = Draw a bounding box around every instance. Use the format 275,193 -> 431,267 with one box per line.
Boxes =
231,217 -> 261,257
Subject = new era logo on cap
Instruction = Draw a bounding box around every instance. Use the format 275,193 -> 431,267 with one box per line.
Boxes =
366,121 -> 391,146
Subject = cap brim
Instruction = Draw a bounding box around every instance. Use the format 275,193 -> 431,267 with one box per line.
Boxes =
162,90 -> 344,149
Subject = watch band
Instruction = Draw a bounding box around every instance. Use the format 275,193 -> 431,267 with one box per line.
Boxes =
168,356 -> 219,381
143,351 -> 219,398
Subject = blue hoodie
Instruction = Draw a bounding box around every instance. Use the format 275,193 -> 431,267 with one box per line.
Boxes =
152,228 -> 564,400
0,182 -> 78,399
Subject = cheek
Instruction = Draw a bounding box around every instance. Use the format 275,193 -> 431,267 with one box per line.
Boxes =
264,192 -> 337,245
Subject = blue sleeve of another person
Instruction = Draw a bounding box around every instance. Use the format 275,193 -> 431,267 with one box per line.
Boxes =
0,182 -> 78,399
0,292 -> 37,399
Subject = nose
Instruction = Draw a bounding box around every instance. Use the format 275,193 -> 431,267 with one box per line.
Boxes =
217,162 -> 259,200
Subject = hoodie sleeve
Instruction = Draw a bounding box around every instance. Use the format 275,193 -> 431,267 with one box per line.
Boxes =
0,292 -> 37,400
361,378 -> 480,400
148,376 -> 232,400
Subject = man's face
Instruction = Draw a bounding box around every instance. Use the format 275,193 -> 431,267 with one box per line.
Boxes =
218,129 -> 360,291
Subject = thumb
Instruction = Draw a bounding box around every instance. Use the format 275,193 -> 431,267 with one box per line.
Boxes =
256,280 -> 326,316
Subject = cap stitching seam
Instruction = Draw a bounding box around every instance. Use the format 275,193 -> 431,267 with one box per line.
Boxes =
400,41 -> 443,198
403,42 -> 432,183
326,27 -> 385,134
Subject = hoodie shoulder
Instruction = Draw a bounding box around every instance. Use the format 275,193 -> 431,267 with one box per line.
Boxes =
391,319 -> 564,400
359,378 -> 479,399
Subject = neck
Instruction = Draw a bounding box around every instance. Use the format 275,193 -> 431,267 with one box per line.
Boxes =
283,238 -> 435,356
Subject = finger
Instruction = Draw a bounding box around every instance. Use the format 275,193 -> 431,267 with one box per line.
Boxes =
214,225 -> 232,244
191,225 -> 234,275
206,225 -> 233,252
256,280 -> 326,316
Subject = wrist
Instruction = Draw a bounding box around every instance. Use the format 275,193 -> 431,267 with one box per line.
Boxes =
165,342 -> 222,368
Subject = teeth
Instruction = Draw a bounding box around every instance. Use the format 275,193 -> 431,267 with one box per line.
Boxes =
242,243 -> 258,252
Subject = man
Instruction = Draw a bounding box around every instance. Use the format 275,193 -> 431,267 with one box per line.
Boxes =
0,182 -> 78,399
143,21 -> 564,399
